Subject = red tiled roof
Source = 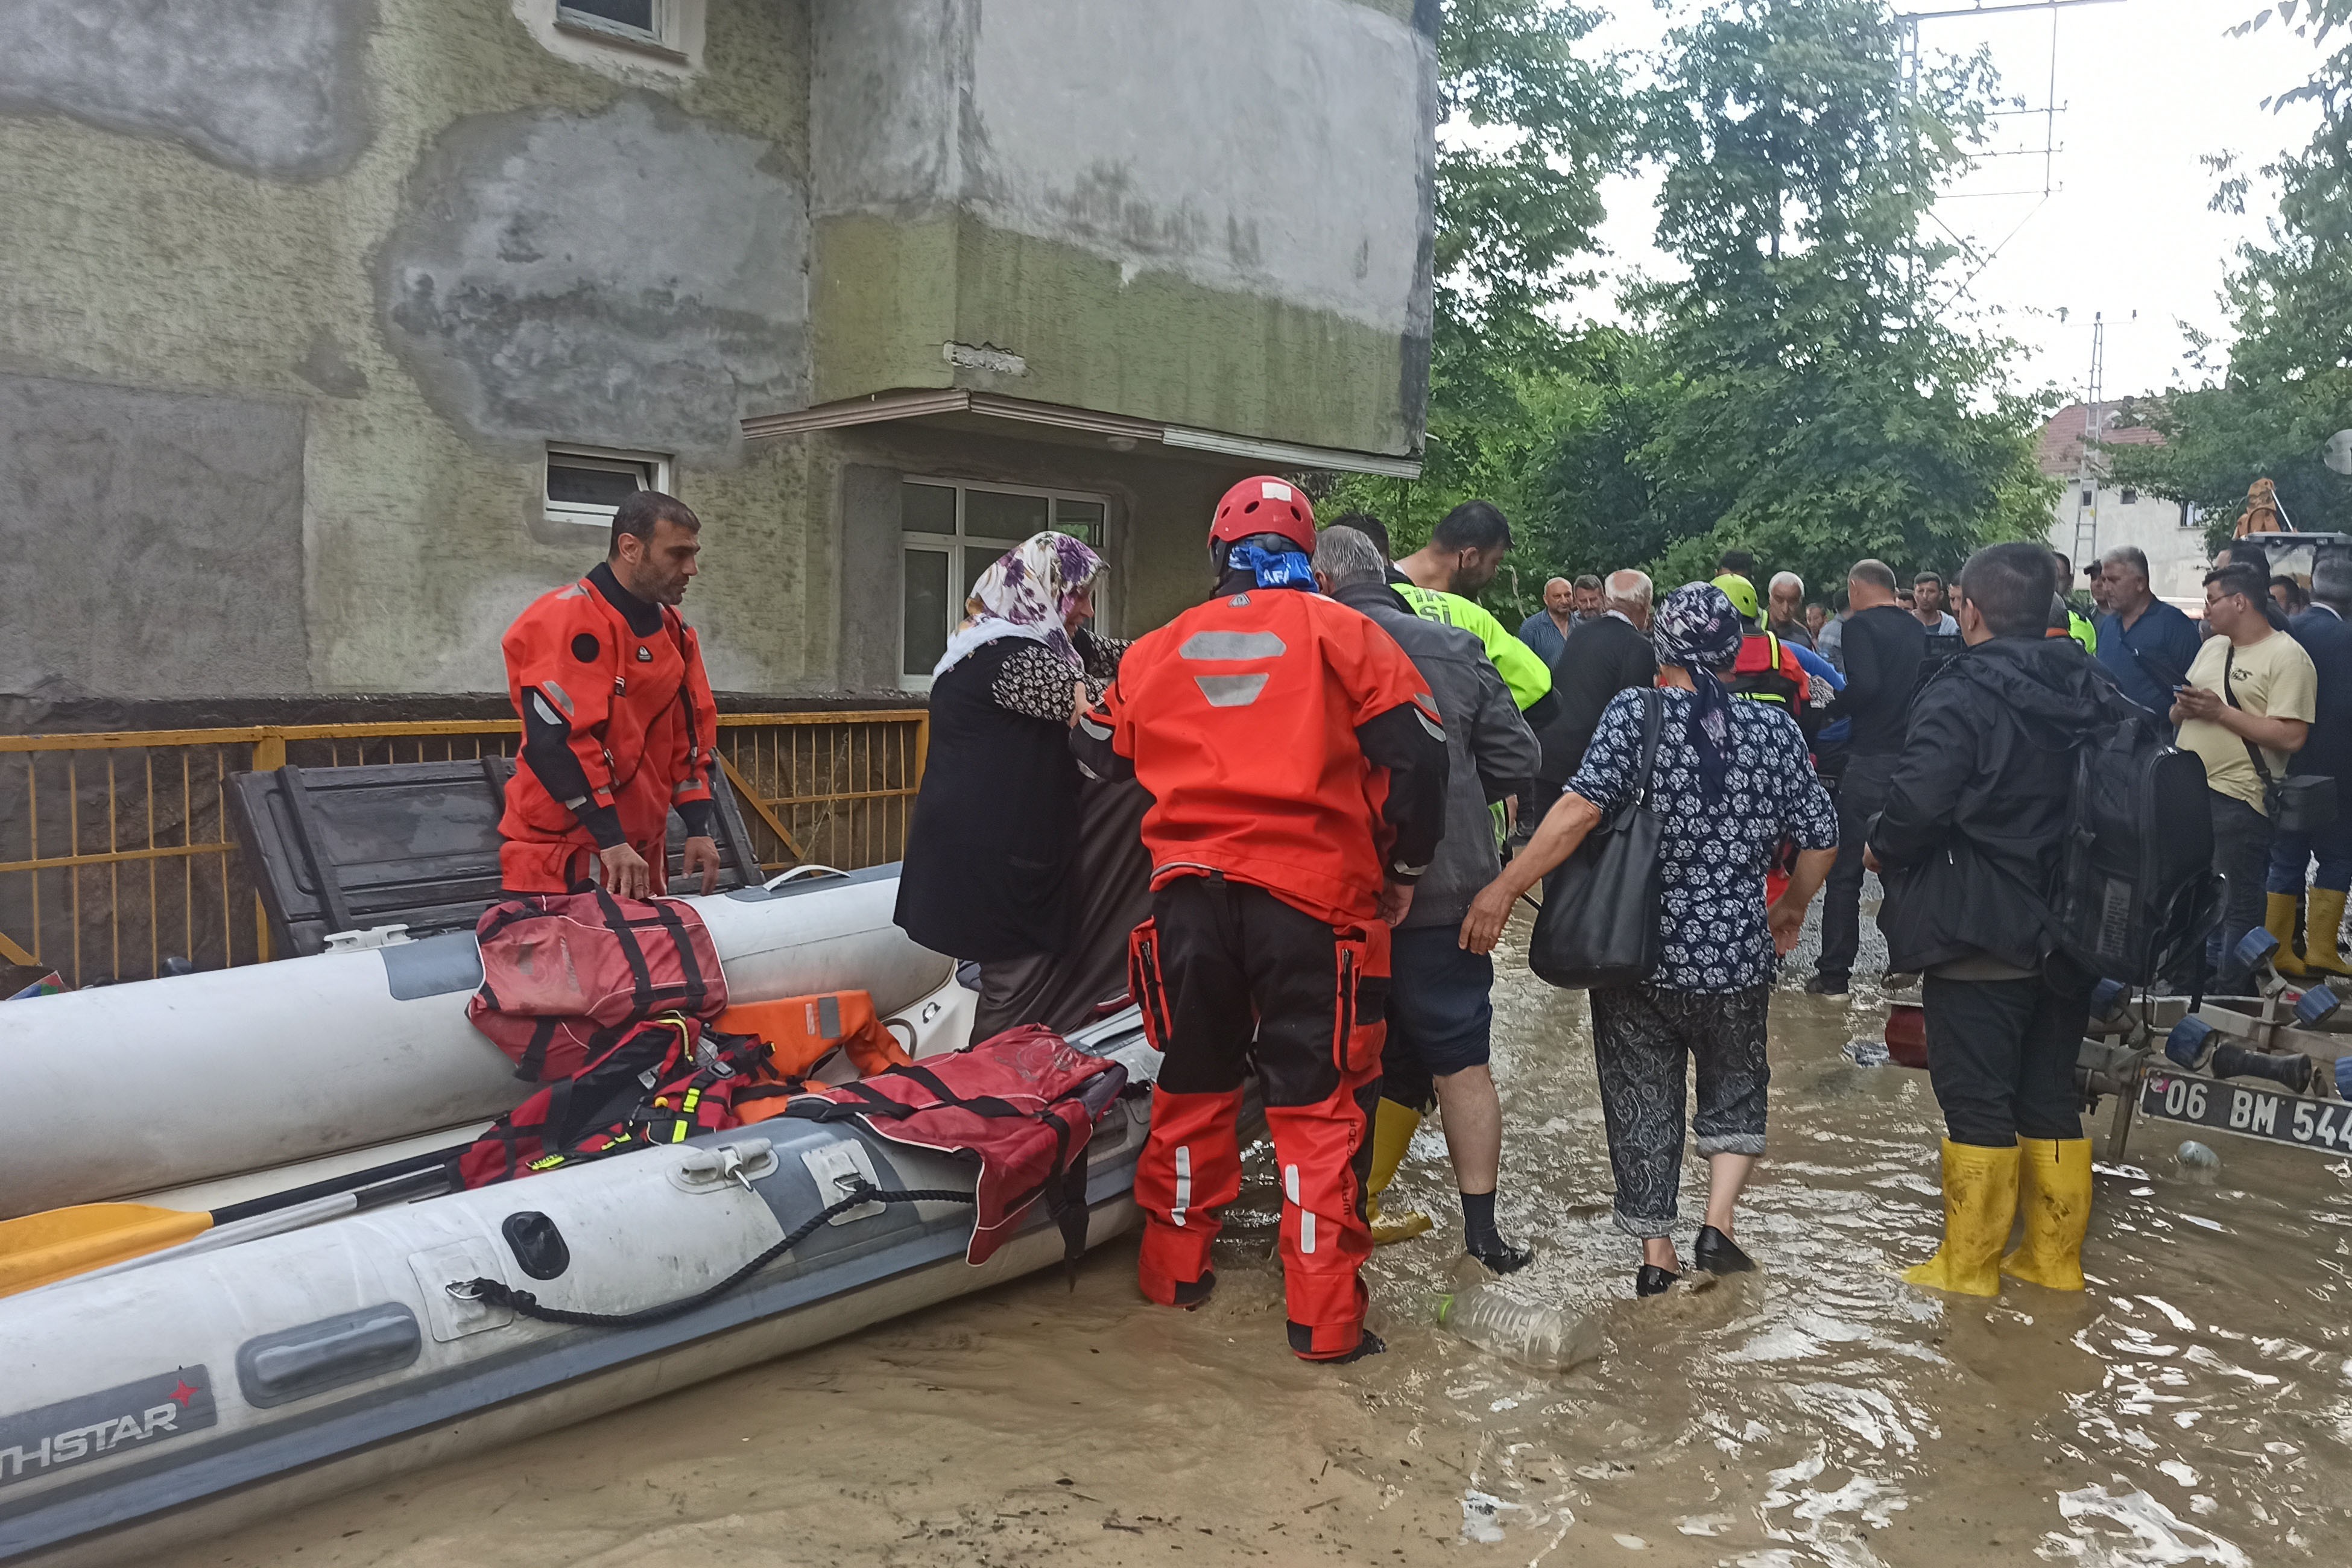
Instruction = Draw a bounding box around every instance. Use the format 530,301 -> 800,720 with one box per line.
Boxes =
2037,400 -> 2164,476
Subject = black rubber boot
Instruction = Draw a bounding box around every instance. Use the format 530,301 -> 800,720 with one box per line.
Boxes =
1171,1271 -> 1217,1310
1635,1263 -> 1680,1297
1694,1225 -> 1754,1274
1467,1240 -> 1535,1276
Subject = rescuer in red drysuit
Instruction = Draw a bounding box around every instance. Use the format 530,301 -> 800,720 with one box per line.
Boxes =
498,490 -> 722,900
1072,476 -> 1450,1362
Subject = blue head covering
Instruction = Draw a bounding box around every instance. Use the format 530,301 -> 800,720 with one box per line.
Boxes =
1651,582 -> 1748,801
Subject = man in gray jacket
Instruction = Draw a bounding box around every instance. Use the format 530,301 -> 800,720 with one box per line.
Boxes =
1314,525 -> 1544,1274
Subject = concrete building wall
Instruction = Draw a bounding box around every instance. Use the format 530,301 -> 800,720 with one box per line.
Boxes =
808,0 -> 1437,455
0,0 -> 820,703
0,375 -> 309,700
1,0 -> 1432,709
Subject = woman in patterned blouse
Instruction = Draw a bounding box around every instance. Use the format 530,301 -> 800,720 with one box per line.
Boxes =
1461,583 -> 1838,1298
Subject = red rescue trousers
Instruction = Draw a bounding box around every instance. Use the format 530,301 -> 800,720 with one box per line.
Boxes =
1127,874 -> 1388,1359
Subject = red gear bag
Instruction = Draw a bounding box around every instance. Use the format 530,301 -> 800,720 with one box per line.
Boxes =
468,890 -> 729,1081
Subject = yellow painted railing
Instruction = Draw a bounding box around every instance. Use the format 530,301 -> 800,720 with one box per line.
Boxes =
0,710 -> 928,987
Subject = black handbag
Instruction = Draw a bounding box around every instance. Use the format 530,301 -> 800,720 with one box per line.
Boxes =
2221,646 -> 2337,833
1528,688 -> 1666,990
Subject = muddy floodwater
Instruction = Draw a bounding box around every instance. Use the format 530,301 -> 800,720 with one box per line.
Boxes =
161,909 -> 2352,1567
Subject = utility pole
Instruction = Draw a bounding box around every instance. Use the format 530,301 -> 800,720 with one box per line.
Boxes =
1897,0 -> 2129,197
2073,312 -> 2105,566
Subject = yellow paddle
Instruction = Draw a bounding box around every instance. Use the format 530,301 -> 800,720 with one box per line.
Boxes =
0,1205 -> 212,1297
0,1145 -> 467,1298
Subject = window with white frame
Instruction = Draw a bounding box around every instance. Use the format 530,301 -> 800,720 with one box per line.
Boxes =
545,444 -> 671,532
555,0 -> 680,57
900,478 -> 1108,691
2181,501 -> 2205,530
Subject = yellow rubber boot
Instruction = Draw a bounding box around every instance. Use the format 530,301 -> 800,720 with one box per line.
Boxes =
1365,1099 -> 1434,1245
2268,891 -> 2311,979
1900,1139 -> 2020,1297
2002,1137 -> 2091,1291
2306,887 -> 2352,978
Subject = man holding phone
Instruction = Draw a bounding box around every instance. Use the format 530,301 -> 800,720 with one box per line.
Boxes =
2172,562 -> 2316,994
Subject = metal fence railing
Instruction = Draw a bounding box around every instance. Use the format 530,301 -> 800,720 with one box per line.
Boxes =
0,710 -> 928,987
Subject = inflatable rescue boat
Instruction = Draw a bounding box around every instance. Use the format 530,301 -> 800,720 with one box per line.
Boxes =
0,868 -> 1158,1567
1,866 -> 947,1219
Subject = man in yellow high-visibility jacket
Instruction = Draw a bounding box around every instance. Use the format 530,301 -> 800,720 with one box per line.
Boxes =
1330,505 -> 1557,720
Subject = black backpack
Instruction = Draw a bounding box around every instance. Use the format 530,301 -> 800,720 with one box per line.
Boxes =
2052,710 -> 2219,985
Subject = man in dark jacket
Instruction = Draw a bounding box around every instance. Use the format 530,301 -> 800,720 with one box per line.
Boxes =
1314,526 -> 1543,1274
1871,541 -> 2142,1300
1539,569 -> 1657,802
1812,558 -> 1927,994
2271,556 -> 2352,978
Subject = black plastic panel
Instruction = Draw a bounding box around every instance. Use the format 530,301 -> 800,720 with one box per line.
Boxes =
230,759 -> 764,955
236,1304 -> 422,1409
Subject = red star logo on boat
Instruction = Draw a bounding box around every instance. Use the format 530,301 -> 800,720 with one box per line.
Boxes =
167,1379 -> 198,1407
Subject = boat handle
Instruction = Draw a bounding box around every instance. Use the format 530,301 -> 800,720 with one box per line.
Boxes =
763,864 -> 847,890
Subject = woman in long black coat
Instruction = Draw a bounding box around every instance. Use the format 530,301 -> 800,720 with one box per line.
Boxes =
894,531 -> 1146,1038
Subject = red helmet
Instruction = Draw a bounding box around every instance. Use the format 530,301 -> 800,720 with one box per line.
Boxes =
1210,476 -> 1316,554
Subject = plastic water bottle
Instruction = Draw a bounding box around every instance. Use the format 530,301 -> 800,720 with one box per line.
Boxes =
2174,1139 -> 2222,1183
1433,1284 -> 1600,1372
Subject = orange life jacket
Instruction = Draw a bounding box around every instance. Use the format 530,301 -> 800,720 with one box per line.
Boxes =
719,990 -> 913,1101
1729,630 -> 1809,710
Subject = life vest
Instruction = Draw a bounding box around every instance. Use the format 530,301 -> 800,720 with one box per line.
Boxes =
719,990 -> 913,1101
782,1026 -> 1130,1265
468,890 -> 729,1081
497,572 -> 720,894
458,1015 -> 777,1187
1728,630 -> 1809,710
1078,586 -> 1440,925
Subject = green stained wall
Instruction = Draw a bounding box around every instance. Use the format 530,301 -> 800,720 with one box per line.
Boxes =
814,215 -> 1418,454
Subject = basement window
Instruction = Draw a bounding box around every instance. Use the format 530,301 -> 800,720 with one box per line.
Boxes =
900,478 -> 1110,691
545,445 -> 671,532
555,0 -> 684,60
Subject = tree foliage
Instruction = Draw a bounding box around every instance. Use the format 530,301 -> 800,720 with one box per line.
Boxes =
2110,7 -> 2352,540
1620,0 -> 2054,595
1330,0 -> 2055,616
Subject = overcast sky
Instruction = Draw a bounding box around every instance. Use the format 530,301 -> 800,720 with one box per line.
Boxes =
1557,0 -> 2326,405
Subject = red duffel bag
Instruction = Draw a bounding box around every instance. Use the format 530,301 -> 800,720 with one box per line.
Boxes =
467,889 -> 729,1081
780,1026 -> 1128,1265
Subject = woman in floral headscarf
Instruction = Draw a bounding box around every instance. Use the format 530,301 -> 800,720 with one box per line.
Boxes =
896,532 -> 1148,1038
1459,583 -> 1839,1298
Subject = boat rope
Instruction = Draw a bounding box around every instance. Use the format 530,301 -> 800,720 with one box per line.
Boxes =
450,1180 -> 975,1330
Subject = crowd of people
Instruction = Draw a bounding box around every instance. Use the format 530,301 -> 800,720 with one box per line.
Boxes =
499,481 -> 2349,1368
